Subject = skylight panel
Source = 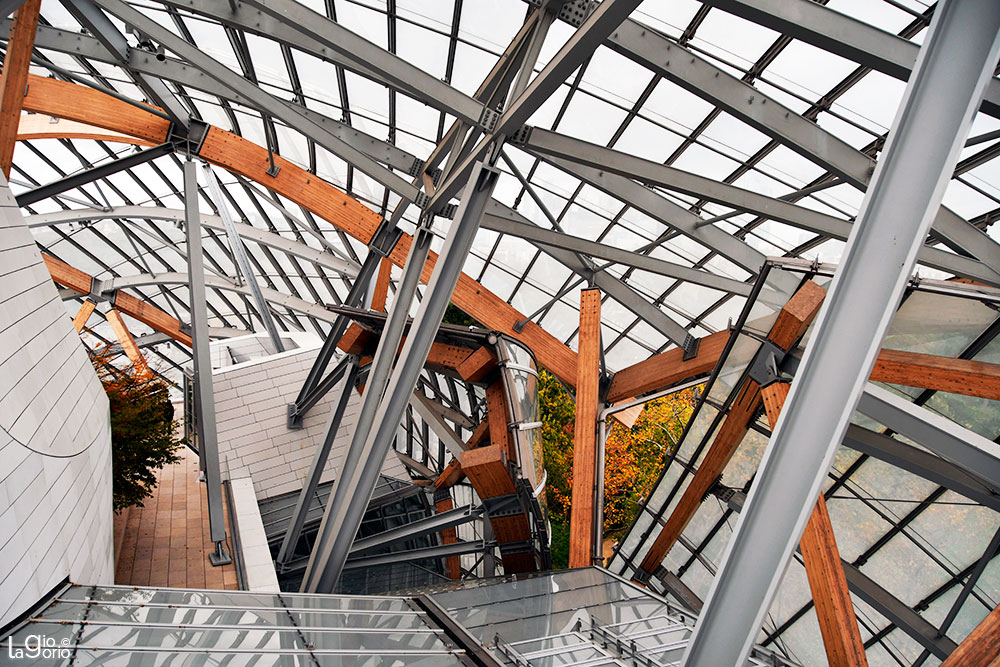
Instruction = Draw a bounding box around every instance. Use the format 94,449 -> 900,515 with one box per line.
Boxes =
177,14 -> 241,74
633,0 -> 702,40
941,178 -> 1000,221
550,93 -> 628,148
342,70 -> 390,134
335,2 -> 388,49
395,19 -> 449,81
700,111 -> 771,163
643,78 -> 717,136
669,141 -> 742,183
763,41 -> 860,106
690,9 -> 780,73
827,0 -> 926,36
561,202 -> 613,242
243,33 -> 292,90
581,47 -> 654,109
830,70 -> 908,137
612,115 -> 686,164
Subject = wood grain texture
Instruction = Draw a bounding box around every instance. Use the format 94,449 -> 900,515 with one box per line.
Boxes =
16,114 -> 158,146
763,381 -> 868,667
14,76 -> 581,386
43,253 -> 92,294
636,281 -> 825,578
435,420 -> 490,490
72,299 -> 96,333
113,291 -> 192,347
456,346 -> 497,383
434,496 -> 461,580
607,329 -> 730,403
20,74 -> 170,144
370,257 -> 391,312
0,0 -> 40,176
940,603 -> 1000,667
872,348 -> 1000,401
569,289 -> 601,568
486,379 -> 513,459
105,308 -> 152,376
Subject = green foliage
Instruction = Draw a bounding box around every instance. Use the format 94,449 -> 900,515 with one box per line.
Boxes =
537,367 -> 698,558
548,520 -> 570,569
441,303 -> 479,327
92,356 -> 182,512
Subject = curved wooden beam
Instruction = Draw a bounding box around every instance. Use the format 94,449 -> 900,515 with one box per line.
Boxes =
13,73 -> 579,384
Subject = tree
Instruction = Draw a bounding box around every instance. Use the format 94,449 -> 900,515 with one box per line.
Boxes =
90,352 -> 182,512
538,368 -> 698,567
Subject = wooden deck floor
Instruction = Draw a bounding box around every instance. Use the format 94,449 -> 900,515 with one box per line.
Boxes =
113,446 -> 239,590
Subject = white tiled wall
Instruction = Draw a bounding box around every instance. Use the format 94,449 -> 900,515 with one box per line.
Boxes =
212,335 -> 406,501
0,175 -> 114,627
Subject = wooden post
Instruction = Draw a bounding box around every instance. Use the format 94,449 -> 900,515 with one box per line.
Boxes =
485,379 -> 513,458
762,381 -> 868,667
370,257 -> 391,311
940,604 -> 1000,666
0,0 -> 41,177
637,281 -> 825,578
570,288 -> 602,568
105,308 -> 152,376
72,299 -> 96,333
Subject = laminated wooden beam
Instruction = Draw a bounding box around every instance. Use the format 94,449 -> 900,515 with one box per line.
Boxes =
0,0 -> 41,177
11,74 -> 579,385
569,288 -> 602,568
607,329 -> 730,403
105,308 -> 152,377
433,494 -> 462,580
940,604 -> 1000,666
636,281 -> 825,578
762,381 -> 868,667
871,348 -> 1000,401
435,420 -> 490,490
370,256 -> 391,312
456,345 -> 498,383
72,299 -> 96,333
42,253 -> 93,295
337,322 -> 374,355
485,379 -> 513,458
112,290 -> 191,347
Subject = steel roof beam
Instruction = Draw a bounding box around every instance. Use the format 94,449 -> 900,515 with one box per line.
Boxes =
701,0 -> 1000,119
427,0 -> 645,211
24,207 -> 358,278
61,0 -> 191,129
522,127 -> 1000,286
92,0 -> 419,202
603,17 -> 1000,278
857,384 -> 1000,492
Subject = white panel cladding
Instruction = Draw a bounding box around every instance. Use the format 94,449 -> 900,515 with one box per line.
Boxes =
228,476 -> 280,593
0,174 -> 113,628
213,336 -> 407,501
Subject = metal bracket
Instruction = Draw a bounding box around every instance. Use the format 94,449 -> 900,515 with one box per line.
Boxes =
508,124 -> 533,146
681,332 -> 700,361
498,539 -> 533,555
414,191 -> 431,209
632,567 -> 652,585
481,493 -> 522,518
407,157 -> 424,178
439,203 -> 458,220
747,339 -> 787,387
557,0 -> 592,26
479,106 -> 500,132
286,403 -> 303,430
433,487 -> 451,504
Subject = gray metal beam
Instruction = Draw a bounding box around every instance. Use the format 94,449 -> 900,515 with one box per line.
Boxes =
483,204 -> 752,295
843,423 -> 1000,513
426,0 -> 644,211
92,0 -> 420,201
343,540 -> 486,571
25,207 -> 358,278
0,1 -> 25,17
602,15 -> 1000,277
183,158 -> 230,565
857,384 -> 1000,492
276,355 -> 359,569
61,0 -> 191,128
841,562 -> 957,660
349,505 -> 483,556
701,0 -> 1000,119
301,216 -> 439,593
304,163 -> 500,593
410,392 -> 467,458
521,127 -> 1000,286
202,163 -> 285,353
15,142 -> 174,207
236,0 -> 487,128
682,2 -> 1000,664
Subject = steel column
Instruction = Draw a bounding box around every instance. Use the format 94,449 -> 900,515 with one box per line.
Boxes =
202,164 -> 285,353
681,2 -> 1000,663
183,158 -> 231,565
301,216 -> 437,593
275,355 -> 359,569
304,162 -> 500,592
